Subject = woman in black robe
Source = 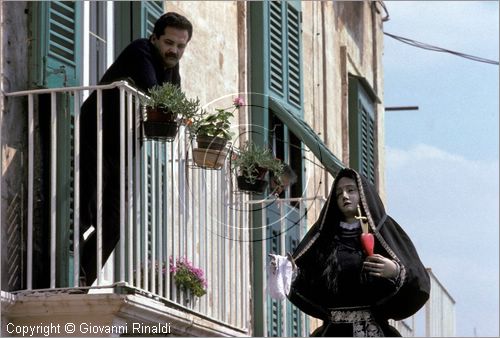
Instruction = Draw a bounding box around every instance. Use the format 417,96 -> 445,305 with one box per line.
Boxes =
274,168 -> 430,336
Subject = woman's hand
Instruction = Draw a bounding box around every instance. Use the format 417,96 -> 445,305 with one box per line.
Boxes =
268,252 -> 297,275
286,252 -> 297,271
363,254 -> 399,279
268,253 -> 279,274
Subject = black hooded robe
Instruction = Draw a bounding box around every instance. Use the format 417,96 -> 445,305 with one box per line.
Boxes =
288,168 -> 430,336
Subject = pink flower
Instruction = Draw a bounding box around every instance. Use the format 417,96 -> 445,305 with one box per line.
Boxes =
233,97 -> 245,107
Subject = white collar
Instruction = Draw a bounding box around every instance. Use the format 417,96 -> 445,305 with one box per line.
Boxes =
339,220 -> 361,230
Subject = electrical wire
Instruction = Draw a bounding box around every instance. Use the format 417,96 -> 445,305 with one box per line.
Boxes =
376,0 -> 390,22
384,31 -> 499,65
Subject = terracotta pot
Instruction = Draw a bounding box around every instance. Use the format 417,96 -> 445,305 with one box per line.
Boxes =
192,148 -> 228,169
143,107 -> 179,141
196,135 -> 228,150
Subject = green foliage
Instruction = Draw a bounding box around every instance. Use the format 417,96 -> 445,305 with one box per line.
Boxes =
171,257 -> 207,298
189,97 -> 245,140
233,142 -> 284,184
190,107 -> 234,140
142,83 -> 201,120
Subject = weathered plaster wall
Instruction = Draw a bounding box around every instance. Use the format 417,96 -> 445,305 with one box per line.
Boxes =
302,1 -> 386,204
165,1 -> 249,143
1,1 -> 29,292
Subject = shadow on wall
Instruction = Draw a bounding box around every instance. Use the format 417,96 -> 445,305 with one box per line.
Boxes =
1,94 -> 54,292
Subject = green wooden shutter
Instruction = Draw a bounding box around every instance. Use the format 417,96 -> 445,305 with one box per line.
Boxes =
141,1 -> 164,37
268,0 -> 303,113
251,1 -> 307,336
348,76 -> 377,184
267,229 -> 282,337
269,1 -> 284,96
31,1 -> 82,88
34,1 -> 82,240
114,1 -> 163,54
286,4 -> 302,108
29,1 -> 82,287
268,3 -> 305,336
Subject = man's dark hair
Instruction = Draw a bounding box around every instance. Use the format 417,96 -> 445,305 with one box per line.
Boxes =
153,12 -> 193,41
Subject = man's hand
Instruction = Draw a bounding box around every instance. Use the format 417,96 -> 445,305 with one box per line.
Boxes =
363,254 -> 399,279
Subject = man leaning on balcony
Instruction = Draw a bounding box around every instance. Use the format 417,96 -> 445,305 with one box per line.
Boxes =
79,12 -> 193,286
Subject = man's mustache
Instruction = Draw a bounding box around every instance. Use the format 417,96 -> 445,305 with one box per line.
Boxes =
165,53 -> 178,59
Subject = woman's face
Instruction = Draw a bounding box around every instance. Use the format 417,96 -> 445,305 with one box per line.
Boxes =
335,176 -> 360,221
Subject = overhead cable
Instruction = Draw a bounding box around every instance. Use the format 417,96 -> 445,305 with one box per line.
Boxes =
384,31 -> 499,65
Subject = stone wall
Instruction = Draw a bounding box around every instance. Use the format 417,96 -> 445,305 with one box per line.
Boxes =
1,1 -> 30,292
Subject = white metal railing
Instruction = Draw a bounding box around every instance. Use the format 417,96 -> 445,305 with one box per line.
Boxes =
425,268 -> 456,337
4,81 -> 331,332
4,81 -> 253,329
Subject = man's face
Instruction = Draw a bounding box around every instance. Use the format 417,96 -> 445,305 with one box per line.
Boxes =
151,26 -> 189,68
335,177 -> 360,220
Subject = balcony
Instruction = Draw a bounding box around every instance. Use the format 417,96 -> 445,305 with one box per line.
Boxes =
1,81 -> 328,336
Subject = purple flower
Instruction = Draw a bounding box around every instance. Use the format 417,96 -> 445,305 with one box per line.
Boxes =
233,97 -> 245,107
169,256 -> 207,297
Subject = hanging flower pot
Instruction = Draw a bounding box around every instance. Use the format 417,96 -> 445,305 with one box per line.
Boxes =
269,163 -> 298,195
192,134 -> 229,169
141,83 -> 201,142
232,142 -> 284,193
196,134 -> 228,150
192,147 -> 228,169
236,175 -> 268,193
187,97 -> 244,169
143,106 -> 179,141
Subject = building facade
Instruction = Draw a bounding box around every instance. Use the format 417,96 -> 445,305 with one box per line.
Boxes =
0,1 -> 448,337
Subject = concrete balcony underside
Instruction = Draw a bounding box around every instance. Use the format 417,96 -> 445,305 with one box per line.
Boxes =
1,289 -> 248,337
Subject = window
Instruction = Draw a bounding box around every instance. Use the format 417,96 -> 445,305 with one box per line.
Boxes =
30,1 -> 82,88
348,75 -> 378,185
87,1 -> 111,85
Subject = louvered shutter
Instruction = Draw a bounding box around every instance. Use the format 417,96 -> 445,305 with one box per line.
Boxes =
28,1 -> 82,287
286,212 -> 306,336
348,76 -> 377,184
268,0 -> 303,112
115,1 -> 163,53
32,1 -> 82,88
268,2 -> 305,336
267,229 -> 282,337
286,5 -> 301,108
141,1 -> 164,37
269,1 -> 284,95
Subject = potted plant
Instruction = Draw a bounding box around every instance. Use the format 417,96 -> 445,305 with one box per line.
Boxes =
142,83 -> 201,141
189,97 -> 244,169
232,141 -> 284,193
269,163 -> 298,196
169,256 -> 207,307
